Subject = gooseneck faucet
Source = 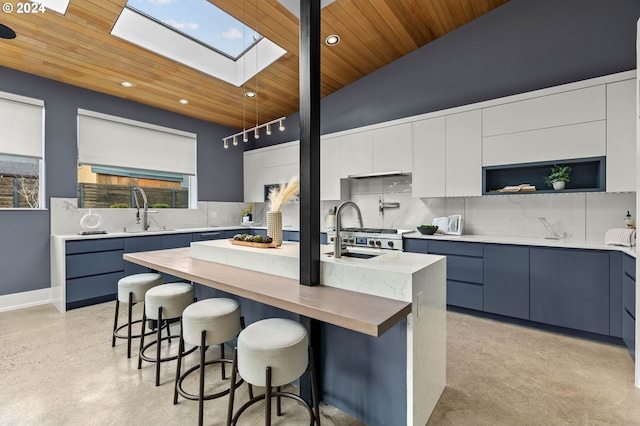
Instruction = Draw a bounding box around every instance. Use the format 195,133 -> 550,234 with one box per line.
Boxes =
133,186 -> 150,230
333,201 -> 364,259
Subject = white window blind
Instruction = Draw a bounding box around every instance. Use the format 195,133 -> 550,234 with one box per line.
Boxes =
77,109 -> 197,175
0,92 -> 44,159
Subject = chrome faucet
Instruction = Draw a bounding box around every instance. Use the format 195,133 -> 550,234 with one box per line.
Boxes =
133,186 -> 151,230
333,201 -> 364,258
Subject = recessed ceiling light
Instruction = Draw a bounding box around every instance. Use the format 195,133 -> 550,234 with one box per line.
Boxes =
121,81 -> 134,88
325,35 -> 340,46
179,99 -> 189,104
0,23 -> 16,40
244,91 -> 257,99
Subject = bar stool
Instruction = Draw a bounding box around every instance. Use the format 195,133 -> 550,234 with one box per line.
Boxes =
138,282 -> 195,386
227,318 -> 321,426
173,298 -> 246,426
112,273 -> 163,358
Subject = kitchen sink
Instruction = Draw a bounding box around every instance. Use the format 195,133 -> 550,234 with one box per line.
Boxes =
325,251 -> 381,259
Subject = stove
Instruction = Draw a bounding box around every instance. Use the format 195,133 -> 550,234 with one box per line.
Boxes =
326,227 -> 405,251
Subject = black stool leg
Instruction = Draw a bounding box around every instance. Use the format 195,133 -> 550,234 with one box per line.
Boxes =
112,299 -> 119,347
276,386 -> 282,416
265,367 -> 272,426
155,306 -> 163,386
227,347 -> 238,426
198,330 -> 207,426
309,347 -> 321,426
127,292 -> 134,358
221,344 -> 226,380
138,310 -> 147,370
173,321 -> 185,405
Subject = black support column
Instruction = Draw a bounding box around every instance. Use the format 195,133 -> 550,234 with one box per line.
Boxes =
299,0 -> 322,405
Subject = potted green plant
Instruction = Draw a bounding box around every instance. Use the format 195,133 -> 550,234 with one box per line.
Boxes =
543,164 -> 571,190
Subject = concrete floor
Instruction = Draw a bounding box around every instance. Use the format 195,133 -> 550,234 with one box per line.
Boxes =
1,302 -> 639,425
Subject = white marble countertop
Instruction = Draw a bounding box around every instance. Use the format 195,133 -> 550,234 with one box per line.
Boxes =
403,231 -> 636,257
51,225 -> 636,258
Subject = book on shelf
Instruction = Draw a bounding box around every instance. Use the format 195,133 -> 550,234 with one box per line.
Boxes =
497,184 -> 536,192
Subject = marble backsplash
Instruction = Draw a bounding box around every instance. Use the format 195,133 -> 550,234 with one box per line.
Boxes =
51,175 -> 636,245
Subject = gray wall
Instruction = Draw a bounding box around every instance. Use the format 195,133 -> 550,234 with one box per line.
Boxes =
255,0 -> 640,148
0,67 -> 239,296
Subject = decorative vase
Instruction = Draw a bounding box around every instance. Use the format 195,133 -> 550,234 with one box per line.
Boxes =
267,211 -> 282,246
552,181 -> 565,190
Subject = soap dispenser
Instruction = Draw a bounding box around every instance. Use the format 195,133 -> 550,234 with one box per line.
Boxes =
624,211 -> 635,229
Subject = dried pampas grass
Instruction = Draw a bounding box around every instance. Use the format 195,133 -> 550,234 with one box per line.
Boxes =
268,176 -> 299,212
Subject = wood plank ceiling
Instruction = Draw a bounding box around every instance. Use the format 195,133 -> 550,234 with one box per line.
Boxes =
0,0 -> 508,130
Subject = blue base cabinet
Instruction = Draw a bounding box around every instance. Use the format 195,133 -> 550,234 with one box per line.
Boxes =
427,241 -> 484,311
622,254 -> 635,359
484,245 -> 530,320
530,247 -> 610,335
65,238 -> 125,310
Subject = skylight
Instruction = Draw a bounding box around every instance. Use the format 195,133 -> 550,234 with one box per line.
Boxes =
125,0 -> 261,59
112,1 -> 286,86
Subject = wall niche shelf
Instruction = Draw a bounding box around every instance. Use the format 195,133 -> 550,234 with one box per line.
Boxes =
483,157 -> 606,195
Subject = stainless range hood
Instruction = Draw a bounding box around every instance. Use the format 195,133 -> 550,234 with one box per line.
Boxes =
347,170 -> 408,179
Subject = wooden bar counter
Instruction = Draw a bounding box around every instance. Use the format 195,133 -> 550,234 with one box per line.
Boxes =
124,247 -> 410,337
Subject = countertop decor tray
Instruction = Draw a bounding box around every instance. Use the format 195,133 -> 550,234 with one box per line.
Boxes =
229,239 -> 278,249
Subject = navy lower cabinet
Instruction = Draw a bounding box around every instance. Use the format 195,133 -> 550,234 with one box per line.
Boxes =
192,231 -> 224,241
622,254 -> 635,359
65,238 -> 125,310
428,241 -> 484,311
123,235 -> 162,275
530,248 -> 610,335
483,244 -> 530,320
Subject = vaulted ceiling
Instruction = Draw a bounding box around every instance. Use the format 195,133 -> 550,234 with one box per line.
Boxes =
0,0 -> 509,130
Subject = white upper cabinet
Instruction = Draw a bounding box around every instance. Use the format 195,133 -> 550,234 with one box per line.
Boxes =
243,141 -> 299,202
606,79 -> 636,192
482,121 -> 606,166
412,117 -> 445,198
482,85 -> 606,137
339,131 -> 373,176
372,123 -> 413,173
321,136 -> 342,200
446,110 -> 482,197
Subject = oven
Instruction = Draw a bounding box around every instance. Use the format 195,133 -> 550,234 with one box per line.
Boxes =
326,228 -> 405,252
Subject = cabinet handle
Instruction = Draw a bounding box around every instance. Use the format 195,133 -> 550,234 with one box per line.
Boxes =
200,232 -> 221,237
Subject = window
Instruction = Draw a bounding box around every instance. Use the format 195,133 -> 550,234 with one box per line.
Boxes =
77,109 -> 197,209
0,91 -> 44,209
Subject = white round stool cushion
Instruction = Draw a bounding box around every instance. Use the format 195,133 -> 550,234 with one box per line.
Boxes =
145,282 -> 194,320
117,273 -> 163,303
182,298 -> 241,347
238,318 -> 308,387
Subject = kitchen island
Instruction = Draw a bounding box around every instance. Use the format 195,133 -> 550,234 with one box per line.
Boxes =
125,240 -> 446,425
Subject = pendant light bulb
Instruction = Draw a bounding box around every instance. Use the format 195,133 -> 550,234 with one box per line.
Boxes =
254,128 -> 260,139
279,119 -> 285,131
266,123 -> 272,135
233,135 -> 238,146
243,131 -> 248,143
223,139 -> 229,149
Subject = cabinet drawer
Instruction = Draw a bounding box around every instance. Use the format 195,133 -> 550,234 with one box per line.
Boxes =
428,241 -> 483,258
66,238 -> 123,255
161,233 -> 193,249
66,250 -> 124,279
284,230 -> 300,242
192,231 -> 223,241
447,280 -> 483,311
66,271 -> 124,303
404,238 -> 428,254
623,254 -> 635,280
623,273 -> 636,317
224,230 -> 244,239
447,256 -> 483,284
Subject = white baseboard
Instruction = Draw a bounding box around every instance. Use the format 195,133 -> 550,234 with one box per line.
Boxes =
0,288 -> 54,312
